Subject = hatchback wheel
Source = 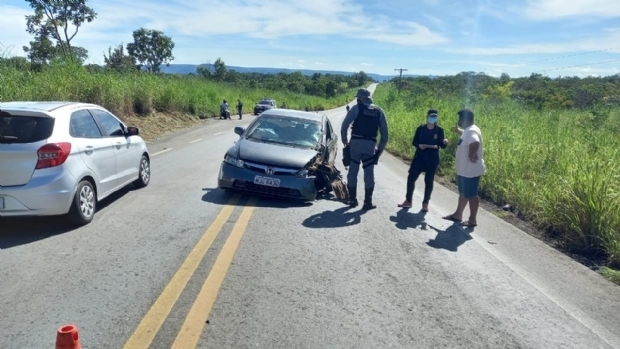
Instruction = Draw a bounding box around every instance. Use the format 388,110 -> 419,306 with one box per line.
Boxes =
68,180 -> 96,226
134,155 -> 150,188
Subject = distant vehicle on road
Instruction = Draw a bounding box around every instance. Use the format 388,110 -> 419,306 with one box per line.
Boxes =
253,98 -> 277,115
218,109 -> 338,201
0,101 -> 151,226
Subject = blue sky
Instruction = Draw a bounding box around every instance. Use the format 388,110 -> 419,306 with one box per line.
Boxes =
1,0 -> 619,77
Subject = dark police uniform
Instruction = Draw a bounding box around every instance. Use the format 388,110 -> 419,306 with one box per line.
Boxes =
341,89 -> 389,209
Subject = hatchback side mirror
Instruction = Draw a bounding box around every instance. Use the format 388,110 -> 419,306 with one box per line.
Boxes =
127,126 -> 140,136
234,127 -> 245,136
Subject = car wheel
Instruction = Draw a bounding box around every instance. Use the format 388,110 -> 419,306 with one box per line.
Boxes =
68,180 -> 96,226
133,155 -> 150,188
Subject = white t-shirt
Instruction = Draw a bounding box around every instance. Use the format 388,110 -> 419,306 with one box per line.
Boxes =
455,124 -> 486,178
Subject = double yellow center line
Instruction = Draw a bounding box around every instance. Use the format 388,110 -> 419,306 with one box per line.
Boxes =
123,193 -> 257,349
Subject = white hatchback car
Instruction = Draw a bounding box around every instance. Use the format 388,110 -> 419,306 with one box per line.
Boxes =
0,101 -> 151,226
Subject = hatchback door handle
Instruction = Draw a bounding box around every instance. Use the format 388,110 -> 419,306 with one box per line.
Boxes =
85,146 -> 94,154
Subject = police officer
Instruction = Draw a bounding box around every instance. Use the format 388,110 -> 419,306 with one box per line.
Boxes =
341,88 -> 389,209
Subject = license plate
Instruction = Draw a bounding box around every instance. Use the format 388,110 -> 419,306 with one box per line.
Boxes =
0,197 -> 4,210
254,175 -> 280,188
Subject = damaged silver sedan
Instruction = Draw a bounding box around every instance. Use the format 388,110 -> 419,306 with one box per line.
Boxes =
217,109 -> 347,201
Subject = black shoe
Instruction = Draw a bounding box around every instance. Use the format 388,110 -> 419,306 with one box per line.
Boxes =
347,186 -> 358,207
363,187 -> 376,210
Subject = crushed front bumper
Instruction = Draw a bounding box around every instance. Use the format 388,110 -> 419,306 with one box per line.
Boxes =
217,161 -> 317,201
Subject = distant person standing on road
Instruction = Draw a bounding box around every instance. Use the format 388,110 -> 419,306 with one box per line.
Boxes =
237,99 -> 243,119
341,88 -> 389,210
442,108 -> 486,227
398,108 -> 449,211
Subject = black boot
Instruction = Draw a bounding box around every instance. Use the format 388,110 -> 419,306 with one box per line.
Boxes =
347,186 -> 358,207
363,187 -> 376,210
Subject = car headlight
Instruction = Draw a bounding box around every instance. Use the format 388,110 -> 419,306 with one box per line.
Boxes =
225,155 -> 244,168
296,168 -> 309,177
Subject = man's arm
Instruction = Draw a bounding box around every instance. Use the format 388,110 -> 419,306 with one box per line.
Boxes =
412,126 -> 421,148
340,105 -> 358,144
467,130 -> 481,160
377,110 -> 389,152
438,127 -> 448,149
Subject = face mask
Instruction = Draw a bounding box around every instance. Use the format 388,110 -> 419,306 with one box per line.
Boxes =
427,116 -> 437,124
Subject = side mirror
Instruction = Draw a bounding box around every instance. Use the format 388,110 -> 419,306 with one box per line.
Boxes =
127,126 -> 140,136
234,126 -> 245,136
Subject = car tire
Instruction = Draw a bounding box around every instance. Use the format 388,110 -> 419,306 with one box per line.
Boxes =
133,155 -> 151,189
68,180 -> 96,226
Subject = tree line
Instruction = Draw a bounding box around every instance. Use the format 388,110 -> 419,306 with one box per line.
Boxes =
391,71 -> 620,111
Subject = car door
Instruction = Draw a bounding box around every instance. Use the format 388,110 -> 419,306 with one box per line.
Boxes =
90,108 -> 139,187
69,109 -> 118,195
325,119 -> 338,164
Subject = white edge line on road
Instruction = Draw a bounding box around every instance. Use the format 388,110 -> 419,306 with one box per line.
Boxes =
152,148 -> 173,156
379,159 -> 620,349
188,138 -> 203,144
213,131 -> 223,136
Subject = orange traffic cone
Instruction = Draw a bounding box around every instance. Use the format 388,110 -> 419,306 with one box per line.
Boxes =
55,324 -> 81,349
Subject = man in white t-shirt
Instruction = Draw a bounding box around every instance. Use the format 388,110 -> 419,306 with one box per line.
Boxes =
442,108 -> 486,227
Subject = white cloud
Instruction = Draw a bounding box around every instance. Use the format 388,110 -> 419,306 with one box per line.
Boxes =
444,30 -> 620,56
84,0 -> 448,46
523,0 -> 620,19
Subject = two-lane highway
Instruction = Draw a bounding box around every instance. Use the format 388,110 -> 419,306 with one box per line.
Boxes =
2,85 -> 620,349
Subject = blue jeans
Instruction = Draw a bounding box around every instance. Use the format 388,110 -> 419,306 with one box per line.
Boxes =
457,175 -> 481,199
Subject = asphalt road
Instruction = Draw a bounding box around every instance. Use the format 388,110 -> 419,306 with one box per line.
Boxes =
2,84 -> 620,349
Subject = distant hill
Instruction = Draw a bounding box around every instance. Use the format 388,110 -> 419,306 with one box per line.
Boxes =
158,64 -> 425,82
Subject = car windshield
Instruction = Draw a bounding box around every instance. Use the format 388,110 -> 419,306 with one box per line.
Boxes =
258,101 -> 271,105
245,115 -> 322,149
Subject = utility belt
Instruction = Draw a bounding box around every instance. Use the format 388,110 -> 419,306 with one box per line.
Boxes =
351,134 -> 377,142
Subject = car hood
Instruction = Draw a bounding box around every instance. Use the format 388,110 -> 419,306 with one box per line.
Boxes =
234,138 -> 318,168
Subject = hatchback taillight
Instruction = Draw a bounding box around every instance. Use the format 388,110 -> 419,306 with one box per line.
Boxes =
36,143 -> 72,169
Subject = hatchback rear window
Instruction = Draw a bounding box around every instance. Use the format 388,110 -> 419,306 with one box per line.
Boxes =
0,113 -> 55,144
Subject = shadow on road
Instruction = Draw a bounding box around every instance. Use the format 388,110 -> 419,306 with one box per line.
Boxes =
254,197 -> 313,208
426,224 -> 472,252
302,206 -> 366,228
0,184 -> 136,249
201,187 -> 313,208
389,208 -> 428,231
201,187 -> 236,205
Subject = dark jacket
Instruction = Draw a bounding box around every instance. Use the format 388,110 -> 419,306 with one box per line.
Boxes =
410,124 -> 447,171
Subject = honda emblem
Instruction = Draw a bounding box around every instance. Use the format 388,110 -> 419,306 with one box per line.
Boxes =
265,167 -> 275,175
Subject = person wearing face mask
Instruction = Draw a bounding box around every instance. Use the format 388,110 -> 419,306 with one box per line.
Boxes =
398,108 -> 449,211
341,88 -> 390,210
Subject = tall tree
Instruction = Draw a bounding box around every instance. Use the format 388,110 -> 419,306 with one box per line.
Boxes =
104,43 -> 136,72
126,28 -> 175,73
24,0 -> 97,61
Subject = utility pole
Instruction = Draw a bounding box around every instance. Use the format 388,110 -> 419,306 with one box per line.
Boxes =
395,68 -> 408,79
394,68 -> 408,92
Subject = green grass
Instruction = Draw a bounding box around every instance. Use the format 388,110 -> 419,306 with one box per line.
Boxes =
373,82 -> 620,274
0,60 -> 356,119
601,267 -> 620,285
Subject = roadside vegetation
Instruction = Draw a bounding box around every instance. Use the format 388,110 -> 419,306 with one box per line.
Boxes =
0,0 -> 372,140
373,74 -> 620,281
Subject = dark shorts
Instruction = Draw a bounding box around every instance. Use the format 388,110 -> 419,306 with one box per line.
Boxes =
457,175 -> 481,198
